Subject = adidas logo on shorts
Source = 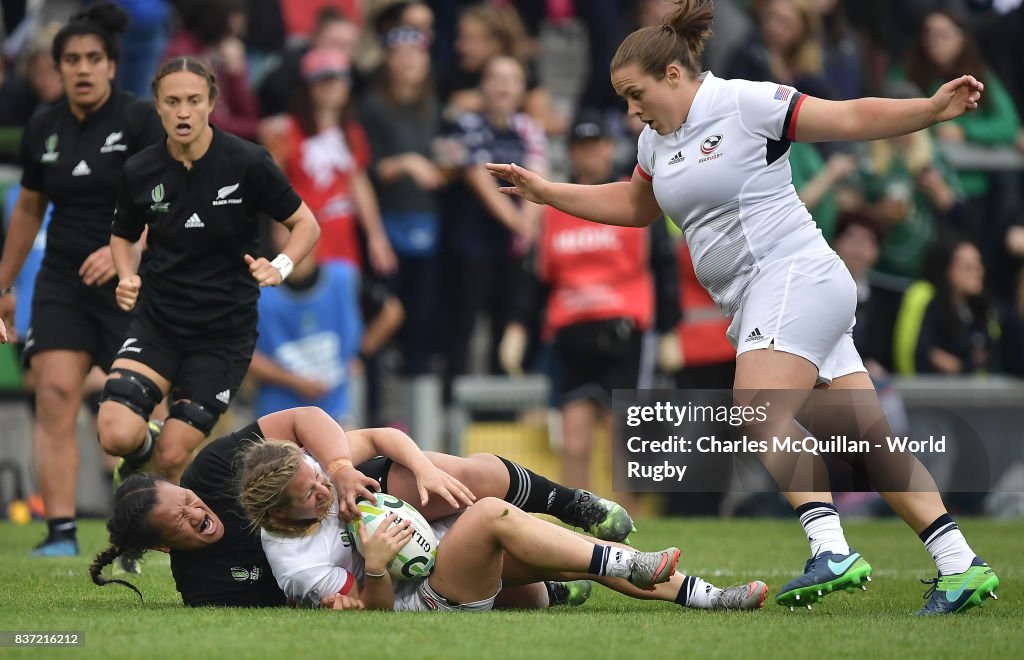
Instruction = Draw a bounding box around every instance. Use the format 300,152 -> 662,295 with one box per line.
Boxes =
184,213 -> 205,229
216,389 -> 231,405
744,327 -> 765,343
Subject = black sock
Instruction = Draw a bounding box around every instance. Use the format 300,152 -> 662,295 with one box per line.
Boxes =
496,456 -> 576,516
918,513 -> 955,544
675,575 -> 697,606
47,518 -> 76,541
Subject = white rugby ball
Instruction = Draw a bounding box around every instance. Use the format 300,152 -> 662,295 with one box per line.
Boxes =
347,493 -> 437,581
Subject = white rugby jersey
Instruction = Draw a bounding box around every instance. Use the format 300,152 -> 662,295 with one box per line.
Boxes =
636,71 -> 833,315
261,497 -> 364,608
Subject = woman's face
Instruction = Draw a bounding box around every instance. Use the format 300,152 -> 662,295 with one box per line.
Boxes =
276,459 -> 334,523
481,56 -> 525,115
386,43 -> 430,89
612,63 -> 682,136
58,34 -> 115,112
762,0 -> 805,52
949,243 -> 984,297
922,13 -> 964,70
148,481 -> 225,551
309,75 -> 350,113
456,16 -> 500,72
155,71 -> 215,148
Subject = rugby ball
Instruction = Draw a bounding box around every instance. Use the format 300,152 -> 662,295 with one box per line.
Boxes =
347,493 -> 437,581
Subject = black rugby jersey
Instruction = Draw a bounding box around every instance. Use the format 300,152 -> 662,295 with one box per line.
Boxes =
19,91 -> 162,271
171,421 -> 287,608
112,126 -> 302,334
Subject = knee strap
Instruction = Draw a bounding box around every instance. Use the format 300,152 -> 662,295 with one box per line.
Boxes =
168,400 -> 219,436
100,369 -> 162,420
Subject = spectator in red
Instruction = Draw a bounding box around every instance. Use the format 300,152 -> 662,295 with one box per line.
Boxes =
264,48 -> 396,276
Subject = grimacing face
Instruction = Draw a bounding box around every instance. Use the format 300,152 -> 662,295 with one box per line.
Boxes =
275,459 -> 334,523
148,481 -> 225,551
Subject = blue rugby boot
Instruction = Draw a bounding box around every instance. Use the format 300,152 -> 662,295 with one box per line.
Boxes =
775,550 -> 872,610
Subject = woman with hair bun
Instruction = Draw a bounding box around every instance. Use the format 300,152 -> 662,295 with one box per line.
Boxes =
487,0 -> 998,616
0,2 -> 163,557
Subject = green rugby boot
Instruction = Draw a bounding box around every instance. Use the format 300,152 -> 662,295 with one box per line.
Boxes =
775,550 -> 872,610
917,557 -> 999,615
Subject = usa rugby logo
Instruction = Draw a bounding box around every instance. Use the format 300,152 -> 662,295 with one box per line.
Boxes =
700,135 -> 723,155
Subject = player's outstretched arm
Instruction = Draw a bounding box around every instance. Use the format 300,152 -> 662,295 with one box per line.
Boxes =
794,75 -> 984,143
345,427 -> 476,510
485,162 -> 662,228
257,406 -> 379,520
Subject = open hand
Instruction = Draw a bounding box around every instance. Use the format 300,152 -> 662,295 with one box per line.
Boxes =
485,162 -> 551,205
79,246 -> 117,286
413,464 -> 476,510
332,465 -> 381,524
358,512 -> 414,573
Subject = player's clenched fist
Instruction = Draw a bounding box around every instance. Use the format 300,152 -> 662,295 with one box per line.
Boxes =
244,253 -> 283,287
116,275 -> 141,311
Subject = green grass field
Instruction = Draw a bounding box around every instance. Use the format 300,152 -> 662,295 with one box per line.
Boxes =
1,517 -> 1020,659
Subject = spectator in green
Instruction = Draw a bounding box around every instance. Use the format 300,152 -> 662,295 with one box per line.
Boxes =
789,143 -> 854,241
900,9 -> 1020,250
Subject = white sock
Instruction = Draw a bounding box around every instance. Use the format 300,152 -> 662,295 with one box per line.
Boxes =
590,545 -> 636,579
675,576 -> 722,609
922,518 -> 975,575
798,502 -> 850,557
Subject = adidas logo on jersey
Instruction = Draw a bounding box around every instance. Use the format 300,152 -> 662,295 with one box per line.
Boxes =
184,213 -> 205,229
216,389 -> 231,405
212,182 -> 242,206
668,151 -> 685,165
71,160 -> 92,176
744,327 -> 766,343
100,131 -> 127,153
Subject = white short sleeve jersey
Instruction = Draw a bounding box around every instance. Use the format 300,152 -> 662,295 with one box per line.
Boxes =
635,72 -> 832,315
261,497 -> 363,608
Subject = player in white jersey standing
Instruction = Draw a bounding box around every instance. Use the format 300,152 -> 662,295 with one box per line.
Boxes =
486,0 -> 999,616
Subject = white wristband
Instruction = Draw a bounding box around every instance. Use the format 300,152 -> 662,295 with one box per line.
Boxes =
270,254 -> 294,282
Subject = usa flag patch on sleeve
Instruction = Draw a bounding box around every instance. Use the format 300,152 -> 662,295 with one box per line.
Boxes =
774,85 -> 792,101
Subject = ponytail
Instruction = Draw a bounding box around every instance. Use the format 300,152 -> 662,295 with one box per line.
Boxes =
611,0 -> 714,78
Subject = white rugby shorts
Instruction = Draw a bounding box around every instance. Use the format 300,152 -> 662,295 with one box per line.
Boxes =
727,251 -> 866,384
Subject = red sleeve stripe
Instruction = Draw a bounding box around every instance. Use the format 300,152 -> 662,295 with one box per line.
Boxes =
337,571 -> 355,595
785,93 -> 807,141
635,164 -> 653,181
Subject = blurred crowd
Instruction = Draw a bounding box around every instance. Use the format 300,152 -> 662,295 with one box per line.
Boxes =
2,0 -> 1024,443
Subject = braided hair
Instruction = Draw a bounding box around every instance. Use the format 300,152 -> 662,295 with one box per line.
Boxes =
239,440 -> 332,537
89,474 -> 161,603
